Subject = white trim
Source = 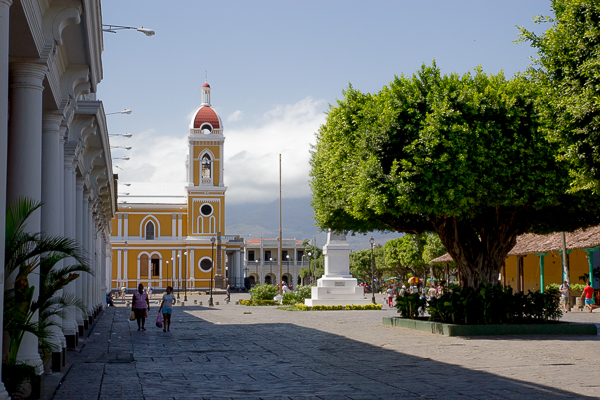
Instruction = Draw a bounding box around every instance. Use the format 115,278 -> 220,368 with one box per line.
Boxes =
140,215 -> 160,239
198,256 -> 214,272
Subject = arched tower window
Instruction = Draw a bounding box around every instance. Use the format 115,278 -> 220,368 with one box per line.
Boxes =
201,154 -> 212,178
145,221 -> 155,240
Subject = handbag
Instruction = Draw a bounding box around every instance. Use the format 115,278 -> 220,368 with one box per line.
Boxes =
129,311 -> 135,321
156,312 -> 163,328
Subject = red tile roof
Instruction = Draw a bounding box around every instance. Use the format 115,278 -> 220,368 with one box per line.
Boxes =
246,238 -> 302,245
193,106 -> 220,129
431,225 -> 600,263
202,82 -> 210,88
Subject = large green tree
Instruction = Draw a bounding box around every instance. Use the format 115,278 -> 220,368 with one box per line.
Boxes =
310,63 -> 600,289
519,0 -> 600,190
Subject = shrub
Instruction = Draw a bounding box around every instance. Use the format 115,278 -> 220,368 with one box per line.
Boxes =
294,285 -> 312,302
295,303 -> 309,311
282,293 -> 296,305
395,293 -> 427,319
425,283 -> 562,325
249,283 -> 279,301
239,298 -> 277,306
569,283 -> 586,291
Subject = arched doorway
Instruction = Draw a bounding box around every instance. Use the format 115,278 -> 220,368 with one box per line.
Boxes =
249,275 -> 256,286
264,275 -> 272,285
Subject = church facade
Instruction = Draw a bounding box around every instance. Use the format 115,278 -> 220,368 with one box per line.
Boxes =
110,83 -> 244,291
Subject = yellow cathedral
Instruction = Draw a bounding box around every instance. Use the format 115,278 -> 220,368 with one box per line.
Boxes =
110,82 -> 244,291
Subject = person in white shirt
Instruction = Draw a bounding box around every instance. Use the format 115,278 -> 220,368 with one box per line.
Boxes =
159,286 -> 176,332
282,283 -> 292,294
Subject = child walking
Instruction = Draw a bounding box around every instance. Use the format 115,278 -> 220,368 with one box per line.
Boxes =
159,286 -> 175,332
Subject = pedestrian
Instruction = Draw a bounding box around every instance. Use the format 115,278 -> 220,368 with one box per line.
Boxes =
581,281 -> 595,313
386,286 -> 394,307
159,286 -> 175,332
226,284 -> 231,302
559,280 -> 570,312
131,283 -> 150,331
106,292 -> 114,307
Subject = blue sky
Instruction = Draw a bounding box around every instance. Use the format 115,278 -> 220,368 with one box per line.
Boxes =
100,0 -> 551,204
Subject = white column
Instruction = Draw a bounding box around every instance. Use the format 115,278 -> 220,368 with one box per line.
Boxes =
172,214 -> 176,238
190,249 -> 195,281
41,113 -> 68,352
106,241 -> 113,290
178,250 -> 182,289
0,1 -> 13,397
117,250 -> 122,282
171,249 -> 176,286
62,142 -> 78,338
117,214 -> 122,238
7,62 -> 47,373
81,190 -> 90,319
188,140 -> 193,184
86,200 -> 94,316
124,213 -> 128,238
123,249 -> 129,287
75,179 -> 85,327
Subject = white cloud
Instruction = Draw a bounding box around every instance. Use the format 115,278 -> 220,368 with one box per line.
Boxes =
227,109 -> 243,122
112,128 -> 187,184
114,97 -> 327,205
225,97 -> 326,204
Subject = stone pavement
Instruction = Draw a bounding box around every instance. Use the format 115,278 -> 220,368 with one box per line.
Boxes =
50,293 -> 600,400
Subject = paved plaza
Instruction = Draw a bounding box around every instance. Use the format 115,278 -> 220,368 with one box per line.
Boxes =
50,293 -> 600,400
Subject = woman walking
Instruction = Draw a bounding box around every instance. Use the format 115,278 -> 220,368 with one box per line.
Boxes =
132,283 -> 150,331
159,286 -> 175,332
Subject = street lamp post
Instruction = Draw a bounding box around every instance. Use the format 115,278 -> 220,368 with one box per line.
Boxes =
170,258 -> 174,287
307,252 -> 312,283
183,251 -> 188,301
286,254 -> 290,285
269,257 -> 273,284
166,260 -> 169,289
301,255 -> 305,285
106,109 -> 133,115
177,254 -> 181,299
369,236 -> 376,304
209,237 -> 215,306
102,25 -> 155,36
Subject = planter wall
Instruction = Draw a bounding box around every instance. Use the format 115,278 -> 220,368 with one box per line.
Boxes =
382,317 -> 598,336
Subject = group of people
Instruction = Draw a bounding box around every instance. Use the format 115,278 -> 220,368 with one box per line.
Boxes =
130,283 -> 176,332
559,280 -> 597,313
384,282 -> 442,307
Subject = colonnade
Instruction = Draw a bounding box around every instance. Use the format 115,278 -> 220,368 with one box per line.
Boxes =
1,0 -> 114,395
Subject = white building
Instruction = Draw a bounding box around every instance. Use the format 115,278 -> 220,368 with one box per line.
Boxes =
1,0 -> 115,394
244,238 -> 308,287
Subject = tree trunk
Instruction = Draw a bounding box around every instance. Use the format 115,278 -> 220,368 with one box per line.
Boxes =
432,208 -> 527,290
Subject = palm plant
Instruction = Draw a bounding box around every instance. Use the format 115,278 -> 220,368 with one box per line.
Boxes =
3,197 -> 90,390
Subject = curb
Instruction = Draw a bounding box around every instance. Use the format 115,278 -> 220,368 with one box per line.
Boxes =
382,316 -> 598,336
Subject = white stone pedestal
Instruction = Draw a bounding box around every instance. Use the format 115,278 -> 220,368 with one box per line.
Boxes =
305,231 -> 371,306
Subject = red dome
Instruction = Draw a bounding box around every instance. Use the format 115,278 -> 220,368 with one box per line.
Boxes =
202,82 -> 210,88
193,106 -> 221,129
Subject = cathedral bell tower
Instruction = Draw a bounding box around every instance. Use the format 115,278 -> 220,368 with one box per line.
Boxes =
186,82 -> 226,237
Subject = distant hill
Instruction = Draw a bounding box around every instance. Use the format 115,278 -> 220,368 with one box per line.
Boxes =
225,197 -> 404,251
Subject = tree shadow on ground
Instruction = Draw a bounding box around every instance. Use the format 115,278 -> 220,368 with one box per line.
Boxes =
101,307 -> 596,400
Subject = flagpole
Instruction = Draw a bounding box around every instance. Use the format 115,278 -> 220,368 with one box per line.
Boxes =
279,154 -> 283,295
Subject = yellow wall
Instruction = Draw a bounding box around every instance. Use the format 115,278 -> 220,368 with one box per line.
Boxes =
504,249 -> 593,292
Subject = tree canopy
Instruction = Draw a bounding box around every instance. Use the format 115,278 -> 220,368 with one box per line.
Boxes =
519,0 -> 600,190
310,63 -> 600,289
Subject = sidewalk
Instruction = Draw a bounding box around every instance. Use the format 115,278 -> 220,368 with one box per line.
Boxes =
50,293 -> 599,399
